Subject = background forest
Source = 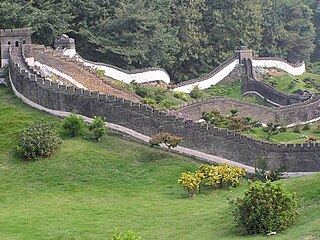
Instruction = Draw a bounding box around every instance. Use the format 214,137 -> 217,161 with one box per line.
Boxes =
0,0 -> 319,82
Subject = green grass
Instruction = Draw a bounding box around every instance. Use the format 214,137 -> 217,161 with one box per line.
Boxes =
261,71 -> 320,94
202,81 -> 274,107
0,85 -> 320,239
246,124 -> 320,144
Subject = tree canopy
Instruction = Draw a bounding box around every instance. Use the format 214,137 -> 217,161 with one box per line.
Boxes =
0,0 -> 318,82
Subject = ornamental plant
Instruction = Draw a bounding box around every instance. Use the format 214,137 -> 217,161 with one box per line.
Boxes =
205,163 -> 246,189
89,116 -> 107,141
232,181 -> 298,235
178,172 -> 202,198
62,112 -> 85,137
16,120 -> 62,159
149,132 -> 182,152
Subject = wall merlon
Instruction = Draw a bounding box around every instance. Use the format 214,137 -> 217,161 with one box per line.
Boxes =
66,85 -> 75,93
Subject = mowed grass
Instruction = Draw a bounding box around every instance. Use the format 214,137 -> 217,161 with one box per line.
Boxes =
0,85 -> 320,240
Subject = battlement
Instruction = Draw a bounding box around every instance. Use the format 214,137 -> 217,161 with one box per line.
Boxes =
0,28 -> 32,37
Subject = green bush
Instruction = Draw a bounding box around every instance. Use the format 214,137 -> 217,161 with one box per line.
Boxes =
112,228 -> 142,240
173,91 -> 190,101
190,85 -> 203,99
293,125 -> 301,133
302,123 -> 310,130
16,120 -> 62,159
178,172 -> 202,198
232,181 -> 298,235
62,113 -> 85,137
89,116 -> 107,141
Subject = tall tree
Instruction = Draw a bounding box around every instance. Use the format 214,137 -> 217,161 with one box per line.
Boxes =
282,0 -> 315,62
171,0 -> 210,82
206,0 -> 263,63
71,0 -> 179,70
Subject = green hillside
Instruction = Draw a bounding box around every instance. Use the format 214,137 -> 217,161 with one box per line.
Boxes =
0,85 -> 319,240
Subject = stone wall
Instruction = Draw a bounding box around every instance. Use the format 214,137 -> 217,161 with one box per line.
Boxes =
252,57 -> 305,76
8,48 -> 320,172
243,59 -> 310,106
178,93 -> 320,124
173,55 -> 239,93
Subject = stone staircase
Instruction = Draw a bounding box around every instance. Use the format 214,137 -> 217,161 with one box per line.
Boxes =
32,45 -> 141,102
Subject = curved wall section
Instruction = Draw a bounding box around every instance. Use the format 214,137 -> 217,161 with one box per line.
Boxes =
252,58 -> 305,76
77,57 -> 171,85
173,57 -> 239,93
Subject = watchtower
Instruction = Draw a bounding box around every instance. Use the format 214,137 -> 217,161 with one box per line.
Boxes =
54,34 -> 76,58
0,28 -> 32,67
235,46 -> 253,64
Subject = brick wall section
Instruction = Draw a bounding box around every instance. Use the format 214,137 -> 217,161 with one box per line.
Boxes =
9,48 -> 320,172
243,58 -> 310,106
32,45 -> 141,103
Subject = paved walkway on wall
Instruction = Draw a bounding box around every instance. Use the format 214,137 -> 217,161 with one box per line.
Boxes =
8,69 -> 317,178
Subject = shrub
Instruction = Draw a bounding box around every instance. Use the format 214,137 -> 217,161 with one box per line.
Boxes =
16,120 -> 62,159
134,84 -> 149,98
62,113 -> 85,137
190,85 -> 203,99
89,116 -> 107,141
173,91 -> 191,101
205,163 -> 246,189
149,132 -> 182,152
263,122 -> 280,140
178,172 -> 202,198
293,125 -> 301,133
232,181 -> 298,235
112,228 -> 142,240
302,123 -> 310,130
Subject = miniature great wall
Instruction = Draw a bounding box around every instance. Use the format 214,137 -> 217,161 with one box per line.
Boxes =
1,28 -> 320,172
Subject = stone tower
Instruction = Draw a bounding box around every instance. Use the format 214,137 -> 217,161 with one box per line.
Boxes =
235,46 -> 253,64
0,28 -> 32,67
54,34 -> 76,58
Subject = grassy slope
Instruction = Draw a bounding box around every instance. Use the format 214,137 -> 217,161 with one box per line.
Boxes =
0,85 -> 319,240
261,71 -> 320,94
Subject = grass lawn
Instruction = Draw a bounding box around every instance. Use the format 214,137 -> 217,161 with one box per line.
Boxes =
0,85 -> 319,239
261,70 -> 320,94
246,124 -> 320,144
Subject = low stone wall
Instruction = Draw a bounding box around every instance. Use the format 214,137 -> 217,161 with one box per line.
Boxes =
8,48 -> 320,172
178,93 -> 320,124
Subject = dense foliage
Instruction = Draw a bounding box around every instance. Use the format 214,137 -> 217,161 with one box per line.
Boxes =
149,132 -> 182,152
202,109 -> 260,132
62,112 -> 85,137
232,181 -> 299,235
178,163 -> 246,198
89,116 -> 107,141
1,0 -> 319,81
16,120 -> 62,159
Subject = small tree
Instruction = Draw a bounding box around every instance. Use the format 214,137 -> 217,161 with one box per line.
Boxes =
190,85 -> 203,99
89,116 -> 107,141
16,120 -> 62,159
149,132 -> 182,152
263,122 -> 280,140
62,112 -> 85,137
232,181 -> 298,235
178,172 -> 202,198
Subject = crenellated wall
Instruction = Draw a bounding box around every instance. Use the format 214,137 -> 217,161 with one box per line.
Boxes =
8,47 -> 320,172
243,58 -> 311,106
178,94 -> 320,124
